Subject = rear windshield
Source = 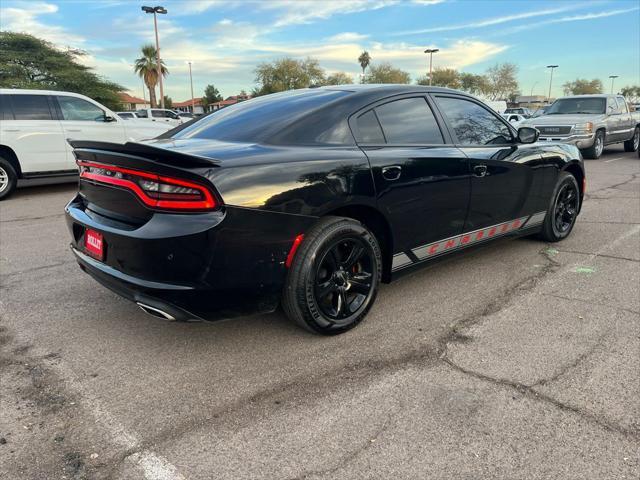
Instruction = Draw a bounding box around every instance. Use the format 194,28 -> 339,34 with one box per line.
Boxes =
546,98 -> 606,115
173,89 -> 350,143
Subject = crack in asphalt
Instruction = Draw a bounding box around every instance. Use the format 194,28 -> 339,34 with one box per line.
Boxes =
542,293 -> 640,315
285,409 -> 397,480
0,212 -> 66,224
553,248 -> 640,263
441,355 -> 637,439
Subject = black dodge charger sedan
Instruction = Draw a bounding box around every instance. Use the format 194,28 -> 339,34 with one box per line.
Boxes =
65,85 -> 585,334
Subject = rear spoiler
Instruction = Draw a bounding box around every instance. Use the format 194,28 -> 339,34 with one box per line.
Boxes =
68,140 -> 220,168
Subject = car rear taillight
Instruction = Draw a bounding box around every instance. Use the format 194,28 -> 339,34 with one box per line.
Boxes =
78,160 -> 218,211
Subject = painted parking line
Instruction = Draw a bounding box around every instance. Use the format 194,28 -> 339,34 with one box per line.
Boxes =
603,157 -> 625,163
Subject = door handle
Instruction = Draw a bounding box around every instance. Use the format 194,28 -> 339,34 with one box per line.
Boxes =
66,129 -> 82,132
381,165 -> 402,181
3,129 -> 20,132
473,164 -> 488,177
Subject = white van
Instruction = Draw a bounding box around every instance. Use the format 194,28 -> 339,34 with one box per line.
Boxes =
134,108 -> 183,126
0,89 -> 173,199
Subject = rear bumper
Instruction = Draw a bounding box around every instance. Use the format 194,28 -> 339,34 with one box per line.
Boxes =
72,247 -> 200,321
65,195 -> 317,322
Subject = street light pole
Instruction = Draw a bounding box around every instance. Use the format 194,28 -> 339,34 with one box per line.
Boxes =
546,65 -> 558,103
424,48 -> 439,86
187,61 -> 195,113
530,82 -> 538,96
609,75 -> 619,94
142,6 -> 167,109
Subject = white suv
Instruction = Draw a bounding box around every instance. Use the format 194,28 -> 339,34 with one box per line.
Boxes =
0,89 -> 174,199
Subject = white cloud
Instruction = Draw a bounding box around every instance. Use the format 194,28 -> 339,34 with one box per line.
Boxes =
326,32 -> 370,42
393,4 -> 582,35
0,1 -> 85,45
411,0 -> 447,4
261,0 -> 399,27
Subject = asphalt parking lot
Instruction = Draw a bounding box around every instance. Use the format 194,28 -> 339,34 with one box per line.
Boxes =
1,146 -> 638,480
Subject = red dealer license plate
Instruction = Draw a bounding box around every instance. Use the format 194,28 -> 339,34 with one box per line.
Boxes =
84,228 -> 104,260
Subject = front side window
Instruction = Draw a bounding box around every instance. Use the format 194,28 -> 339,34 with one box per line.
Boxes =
136,109 -> 148,118
57,96 -> 105,121
374,97 -> 443,144
10,95 -> 53,120
436,96 -> 512,145
152,110 -> 167,118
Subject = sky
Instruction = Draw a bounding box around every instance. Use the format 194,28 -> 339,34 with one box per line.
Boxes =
1,0 -> 639,101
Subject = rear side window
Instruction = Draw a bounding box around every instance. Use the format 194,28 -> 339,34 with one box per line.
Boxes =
375,97 -> 443,144
9,94 -> 53,120
0,95 -> 14,120
436,96 -> 512,145
152,110 -> 166,118
355,110 -> 385,143
136,109 -> 148,118
616,97 -> 627,113
57,96 -> 105,121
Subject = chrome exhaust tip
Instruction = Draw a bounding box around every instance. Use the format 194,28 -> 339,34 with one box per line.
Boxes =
136,302 -> 176,321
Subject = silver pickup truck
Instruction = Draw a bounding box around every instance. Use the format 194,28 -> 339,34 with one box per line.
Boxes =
522,94 -> 640,159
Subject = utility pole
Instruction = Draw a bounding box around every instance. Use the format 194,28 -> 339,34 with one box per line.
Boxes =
546,65 -> 558,103
188,61 -> 195,112
142,6 -> 167,109
609,75 -> 619,94
424,48 -> 439,86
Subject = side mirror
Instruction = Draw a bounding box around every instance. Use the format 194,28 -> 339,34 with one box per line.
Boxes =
517,127 -> 539,144
104,115 -> 116,122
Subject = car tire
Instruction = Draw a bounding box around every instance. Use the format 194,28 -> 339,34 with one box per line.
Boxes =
538,172 -> 580,242
0,157 -> 18,200
581,130 -> 605,159
282,216 -> 382,335
623,126 -> 639,152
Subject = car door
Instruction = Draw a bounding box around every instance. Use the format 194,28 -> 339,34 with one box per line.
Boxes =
55,96 -> 126,159
615,96 -> 634,142
352,95 -> 470,267
0,94 -> 70,173
432,94 -> 544,232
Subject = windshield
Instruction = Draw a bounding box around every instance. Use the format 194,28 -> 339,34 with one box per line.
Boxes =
546,98 -> 606,115
173,89 -> 350,142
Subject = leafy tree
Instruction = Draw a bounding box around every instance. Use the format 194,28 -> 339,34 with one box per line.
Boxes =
0,31 -> 123,110
459,72 -> 490,96
134,44 -> 168,108
417,68 -> 461,89
163,95 -> 172,109
562,78 -> 604,95
254,57 -> 325,95
620,85 -> 640,102
365,62 -> 411,84
358,51 -> 371,83
202,84 -> 223,105
325,72 -> 353,85
485,63 -> 519,101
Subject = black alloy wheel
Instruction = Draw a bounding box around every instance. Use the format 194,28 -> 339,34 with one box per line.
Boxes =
539,172 -> 580,242
314,237 -> 375,321
282,216 -> 381,335
552,182 -> 579,235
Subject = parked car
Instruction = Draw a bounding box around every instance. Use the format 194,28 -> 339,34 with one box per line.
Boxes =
0,89 -> 173,199
117,111 -> 139,120
501,113 -> 527,127
504,107 -> 532,117
521,94 -> 640,159
65,85 -> 585,334
135,108 -> 183,126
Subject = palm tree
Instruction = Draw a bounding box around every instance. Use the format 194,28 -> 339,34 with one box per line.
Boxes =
134,44 -> 168,108
358,51 -> 371,84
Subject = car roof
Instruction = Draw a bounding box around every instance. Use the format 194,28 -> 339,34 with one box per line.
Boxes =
0,88 -> 89,97
559,94 -> 618,99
